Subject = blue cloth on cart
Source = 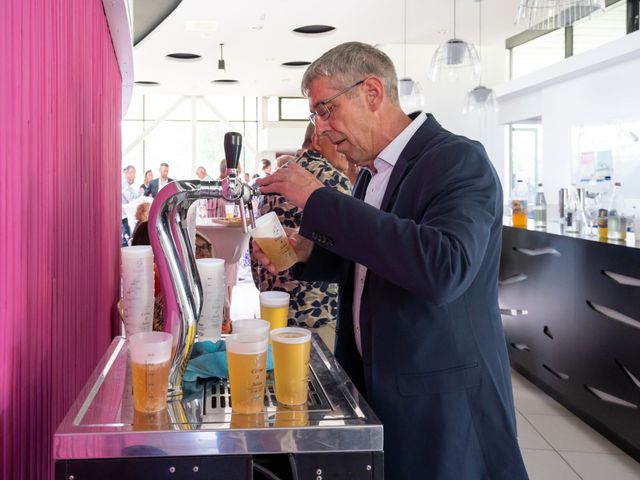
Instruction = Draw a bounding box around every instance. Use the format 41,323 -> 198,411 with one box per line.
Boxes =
183,340 -> 273,383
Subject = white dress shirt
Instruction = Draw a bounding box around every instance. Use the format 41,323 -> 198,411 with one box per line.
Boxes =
352,113 -> 427,355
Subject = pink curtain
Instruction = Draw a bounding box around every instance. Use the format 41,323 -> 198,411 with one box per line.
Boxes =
0,1 -> 122,478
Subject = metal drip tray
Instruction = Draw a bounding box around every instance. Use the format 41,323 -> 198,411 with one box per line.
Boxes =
55,334 -> 383,460
204,369 -> 332,415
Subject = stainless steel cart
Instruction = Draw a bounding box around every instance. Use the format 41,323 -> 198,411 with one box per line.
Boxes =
54,334 -> 383,479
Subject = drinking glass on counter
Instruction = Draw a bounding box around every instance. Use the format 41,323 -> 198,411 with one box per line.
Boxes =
129,331 -> 173,413
271,327 -> 311,406
259,291 -> 290,335
226,331 -> 269,414
250,211 -> 298,271
196,258 -> 225,342
121,246 -> 155,336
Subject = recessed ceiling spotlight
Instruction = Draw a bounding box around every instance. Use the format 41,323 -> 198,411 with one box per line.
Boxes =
185,20 -> 219,32
281,61 -> 311,68
134,81 -> 160,86
211,79 -> 239,85
292,25 -> 335,35
166,53 -> 202,61
251,25 -> 263,30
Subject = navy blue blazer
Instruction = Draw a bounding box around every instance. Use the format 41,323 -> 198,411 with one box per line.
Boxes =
144,177 -> 174,198
297,114 -> 528,480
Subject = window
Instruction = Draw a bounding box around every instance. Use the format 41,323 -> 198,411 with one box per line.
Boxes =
573,1 -> 627,55
509,121 -> 543,199
278,97 -> 309,121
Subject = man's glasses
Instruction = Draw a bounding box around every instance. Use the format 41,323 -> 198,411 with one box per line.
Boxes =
309,79 -> 365,125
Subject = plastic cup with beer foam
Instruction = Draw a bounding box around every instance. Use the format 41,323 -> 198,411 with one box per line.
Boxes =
128,331 -> 173,413
226,331 -> 269,414
232,319 -> 270,337
270,327 -> 311,406
250,211 -> 298,272
259,291 -> 290,338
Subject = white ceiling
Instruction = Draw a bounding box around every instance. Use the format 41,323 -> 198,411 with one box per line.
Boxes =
132,0 -> 525,96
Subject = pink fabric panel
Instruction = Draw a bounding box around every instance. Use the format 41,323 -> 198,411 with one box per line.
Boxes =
0,1 -> 122,478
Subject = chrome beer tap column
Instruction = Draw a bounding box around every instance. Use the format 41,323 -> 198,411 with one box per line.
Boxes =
147,132 -> 258,397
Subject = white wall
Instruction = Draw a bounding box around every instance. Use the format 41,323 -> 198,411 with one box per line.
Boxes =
497,32 -> 640,212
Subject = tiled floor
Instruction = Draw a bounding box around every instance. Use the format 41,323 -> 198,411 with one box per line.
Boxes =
230,269 -> 640,479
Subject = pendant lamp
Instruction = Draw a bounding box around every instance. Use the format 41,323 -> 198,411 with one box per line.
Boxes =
516,0 -> 605,30
430,0 -> 480,82
463,0 -> 497,114
398,0 -> 424,113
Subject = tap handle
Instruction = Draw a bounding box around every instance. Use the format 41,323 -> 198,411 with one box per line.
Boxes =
224,132 -> 242,170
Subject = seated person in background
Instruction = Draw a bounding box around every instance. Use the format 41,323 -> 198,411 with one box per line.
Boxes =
250,123 -> 351,348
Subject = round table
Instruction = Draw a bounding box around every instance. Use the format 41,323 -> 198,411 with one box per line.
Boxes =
196,218 -> 250,264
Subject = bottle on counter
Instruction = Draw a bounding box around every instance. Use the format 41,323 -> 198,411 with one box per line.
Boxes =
564,185 -> 580,233
533,183 -> 547,229
511,180 -> 529,228
607,182 -> 626,241
597,176 -> 613,240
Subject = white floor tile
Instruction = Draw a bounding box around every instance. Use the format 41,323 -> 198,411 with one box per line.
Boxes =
512,379 -> 575,416
559,451 -> 640,480
525,414 -> 624,454
520,449 -> 581,480
516,412 -> 553,450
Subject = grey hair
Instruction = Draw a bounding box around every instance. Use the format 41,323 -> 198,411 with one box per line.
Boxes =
301,42 -> 399,104
123,165 -> 135,173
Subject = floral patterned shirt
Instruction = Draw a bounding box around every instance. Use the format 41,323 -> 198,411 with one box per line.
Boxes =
250,150 -> 351,328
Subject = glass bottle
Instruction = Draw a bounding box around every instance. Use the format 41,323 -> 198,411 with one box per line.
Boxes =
597,176 -> 613,240
533,183 -> 547,229
511,180 -> 529,228
564,186 -> 580,234
607,182 -> 626,241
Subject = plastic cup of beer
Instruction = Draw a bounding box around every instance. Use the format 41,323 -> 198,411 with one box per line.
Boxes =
226,331 -> 269,414
250,211 -> 298,271
129,332 -> 173,413
233,319 -> 270,337
270,327 -> 311,406
259,291 -> 290,336
224,203 -> 235,219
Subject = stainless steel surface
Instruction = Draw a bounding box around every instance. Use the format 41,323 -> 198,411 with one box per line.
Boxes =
147,132 -> 261,397
54,335 -> 383,460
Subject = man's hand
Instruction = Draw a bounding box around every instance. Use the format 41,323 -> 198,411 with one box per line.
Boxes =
256,162 -> 323,209
253,229 -> 315,274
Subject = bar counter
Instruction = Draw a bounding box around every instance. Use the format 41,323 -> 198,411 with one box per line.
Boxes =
500,220 -> 640,461
54,334 -> 383,479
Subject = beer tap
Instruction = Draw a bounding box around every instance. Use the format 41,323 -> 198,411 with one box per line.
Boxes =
147,132 -> 259,397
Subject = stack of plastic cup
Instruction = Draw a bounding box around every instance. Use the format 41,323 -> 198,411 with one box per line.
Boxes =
121,246 -> 155,337
196,258 -> 226,342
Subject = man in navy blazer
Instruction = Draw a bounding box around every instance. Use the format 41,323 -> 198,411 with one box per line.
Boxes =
144,162 -> 174,197
257,42 -> 528,480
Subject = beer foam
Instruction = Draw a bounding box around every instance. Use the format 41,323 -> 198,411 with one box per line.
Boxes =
226,333 -> 268,355
129,332 -> 173,364
259,291 -> 290,307
271,327 -> 311,344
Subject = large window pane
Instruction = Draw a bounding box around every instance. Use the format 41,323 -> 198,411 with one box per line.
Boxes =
124,91 -> 144,120
510,122 -> 543,198
144,94 -> 191,121
197,121 -> 227,178
511,29 -> 565,79
143,120 -> 192,180
573,1 -> 627,56
121,120 -> 145,174
244,96 -> 258,121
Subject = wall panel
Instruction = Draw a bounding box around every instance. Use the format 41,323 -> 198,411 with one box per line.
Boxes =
0,1 -> 122,478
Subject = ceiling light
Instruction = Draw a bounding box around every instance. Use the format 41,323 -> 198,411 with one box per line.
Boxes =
134,81 -> 160,86
516,0 -> 605,30
211,79 -> 239,85
166,53 -> 202,61
218,43 -> 225,71
464,0 -> 497,114
429,0 -> 480,82
281,61 -> 311,68
292,25 -> 335,35
398,0 -> 424,114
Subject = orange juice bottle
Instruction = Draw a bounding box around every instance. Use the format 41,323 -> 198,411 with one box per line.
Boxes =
511,180 -> 529,228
